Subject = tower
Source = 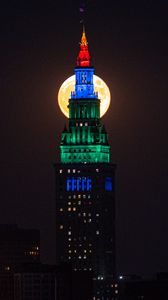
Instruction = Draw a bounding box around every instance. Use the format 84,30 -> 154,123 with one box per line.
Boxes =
54,28 -> 116,299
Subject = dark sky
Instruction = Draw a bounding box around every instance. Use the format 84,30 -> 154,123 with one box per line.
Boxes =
0,0 -> 168,276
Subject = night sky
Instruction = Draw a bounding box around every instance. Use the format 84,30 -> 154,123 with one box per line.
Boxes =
0,0 -> 168,276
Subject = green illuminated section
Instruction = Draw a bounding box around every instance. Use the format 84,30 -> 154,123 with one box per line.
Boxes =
60,96 -> 110,164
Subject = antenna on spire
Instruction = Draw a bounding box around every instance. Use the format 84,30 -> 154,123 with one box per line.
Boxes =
83,23 -> 85,34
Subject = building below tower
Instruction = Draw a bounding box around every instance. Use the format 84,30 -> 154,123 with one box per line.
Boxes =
54,163 -> 116,299
0,224 -> 40,272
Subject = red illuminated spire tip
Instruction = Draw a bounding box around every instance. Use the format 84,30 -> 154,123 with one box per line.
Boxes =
76,26 -> 91,67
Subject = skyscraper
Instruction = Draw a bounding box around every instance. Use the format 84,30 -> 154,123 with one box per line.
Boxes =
54,28 -> 116,299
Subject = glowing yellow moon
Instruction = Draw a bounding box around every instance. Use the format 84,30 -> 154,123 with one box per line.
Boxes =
58,75 -> 111,118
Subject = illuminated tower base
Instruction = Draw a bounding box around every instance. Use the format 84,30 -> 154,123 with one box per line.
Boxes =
54,162 -> 116,299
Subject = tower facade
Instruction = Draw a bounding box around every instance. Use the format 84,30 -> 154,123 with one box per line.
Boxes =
54,28 -> 116,299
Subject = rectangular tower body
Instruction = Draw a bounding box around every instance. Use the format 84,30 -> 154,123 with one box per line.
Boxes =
54,163 -> 116,297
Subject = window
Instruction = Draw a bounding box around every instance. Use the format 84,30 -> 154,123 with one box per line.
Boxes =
59,169 -> 63,173
105,177 -> 113,191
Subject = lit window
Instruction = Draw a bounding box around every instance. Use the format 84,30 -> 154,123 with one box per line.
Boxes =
68,238 -> 71,241
59,169 -> 63,173
78,256 -> 82,259
88,213 -> 91,216
68,256 -> 71,259
68,231 -> 71,235
84,220 -> 86,223
59,225 -> 63,229
68,169 -> 70,173
85,122 -> 88,126
73,195 -> 76,199
80,123 -> 83,126
78,213 -> 81,217
68,207 -> 71,211
83,195 -> 86,199
59,208 -> 63,212
96,168 -> 99,172
68,195 -> 71,199
78,195 -> 81,199
78,201 -> 81,205
105,177 -> 113,191
84,250 -> 87,253
84,256 -> 87,259
96,230 -> 100,235
88,219 -> 92,223
72,169 -> 76,173
68,250 -> 72,253
96,213 -> 99,217
83,213 -> 86,216
73,207 -> 76,211
68,202 -> 71,205
74,250 -> 77,253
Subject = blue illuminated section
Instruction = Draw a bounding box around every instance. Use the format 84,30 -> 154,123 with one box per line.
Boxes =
105,177 -> 113,191
67,177 -> 92,192
71,68 -> 98,99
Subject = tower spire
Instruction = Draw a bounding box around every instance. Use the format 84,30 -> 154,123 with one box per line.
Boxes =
76,26 -> 91,67
81,24 -> 87,46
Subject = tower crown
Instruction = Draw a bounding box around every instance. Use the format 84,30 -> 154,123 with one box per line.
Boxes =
76,26 -> 91,67
60,28 -> 110,164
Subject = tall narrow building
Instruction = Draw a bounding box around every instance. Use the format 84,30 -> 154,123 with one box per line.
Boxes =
54,28 -> 116,299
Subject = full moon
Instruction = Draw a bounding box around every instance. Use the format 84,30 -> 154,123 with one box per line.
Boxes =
58,75 -> 111,118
